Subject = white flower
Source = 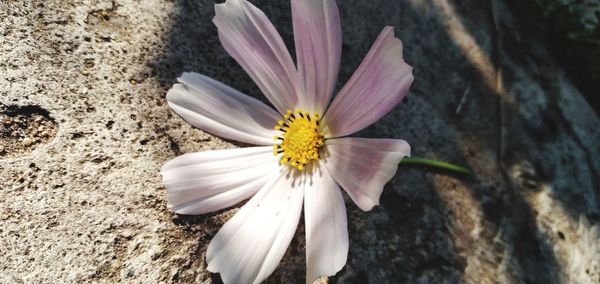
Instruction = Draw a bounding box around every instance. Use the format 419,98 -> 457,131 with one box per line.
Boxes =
161,0 -> 413,283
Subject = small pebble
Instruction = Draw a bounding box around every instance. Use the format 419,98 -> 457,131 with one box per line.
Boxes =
38,126 -> 44,131
0,146 -> 5,153
34,116 -> 42,122
40,131 -> 49,138
22,138 -> 33,146
3,119 -> 12,126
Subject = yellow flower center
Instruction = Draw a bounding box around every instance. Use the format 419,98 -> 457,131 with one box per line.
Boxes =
273,109 -> 325,171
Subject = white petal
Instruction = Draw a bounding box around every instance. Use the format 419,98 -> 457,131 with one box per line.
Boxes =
161,147 -> 279,215
304,167 -> 348,283
292,0 -> 342,113
167,72 -> 281,145
206,168 -> 304,284
324,138 -> 410,211
322,27 -> 414,137
214,0 -> 300,114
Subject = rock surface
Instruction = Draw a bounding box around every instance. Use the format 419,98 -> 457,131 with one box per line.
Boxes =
1,0 -> 599,283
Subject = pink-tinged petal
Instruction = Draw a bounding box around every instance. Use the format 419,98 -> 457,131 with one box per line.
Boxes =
323,27 -> 414,137
304,167 -> 348,283
161,146 -> 279,215
206,169 -> 304,284
324,138 -> 410,211
167,72 -> 280,145
292,0 -> 341,113
214,0 -> 300,114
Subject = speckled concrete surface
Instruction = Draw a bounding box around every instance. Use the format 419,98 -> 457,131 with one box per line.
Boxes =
1,0 -> 599,283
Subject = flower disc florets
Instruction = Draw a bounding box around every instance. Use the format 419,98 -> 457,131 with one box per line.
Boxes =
273,109 -> 325,171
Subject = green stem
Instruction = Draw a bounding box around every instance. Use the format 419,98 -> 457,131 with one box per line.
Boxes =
400,157 -> 469,175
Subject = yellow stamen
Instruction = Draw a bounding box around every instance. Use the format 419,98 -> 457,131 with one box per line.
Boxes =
273,109 -> 325,171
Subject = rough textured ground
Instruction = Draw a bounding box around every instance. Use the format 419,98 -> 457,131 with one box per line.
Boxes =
1,0 -> 599,283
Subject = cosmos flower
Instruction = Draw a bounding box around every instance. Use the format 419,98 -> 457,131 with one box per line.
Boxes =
161,0 -> 413,283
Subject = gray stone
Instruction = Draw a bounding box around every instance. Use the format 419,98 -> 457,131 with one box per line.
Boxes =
1,0 -> 599,283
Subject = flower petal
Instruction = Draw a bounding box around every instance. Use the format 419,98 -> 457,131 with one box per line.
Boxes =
324,138 -> 410,211
166,72 -> 281,145
214,0 -> 300,114
206,169 -> 304,284
322,27 -> 414,137
304,167 -> 348,283
292,0 -> 341,114
161,146 -> 279,215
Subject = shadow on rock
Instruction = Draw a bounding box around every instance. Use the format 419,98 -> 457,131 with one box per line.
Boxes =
144,0 -> 600,283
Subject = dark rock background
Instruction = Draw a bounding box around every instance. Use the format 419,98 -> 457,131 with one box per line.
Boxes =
1,0 -> 598,283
